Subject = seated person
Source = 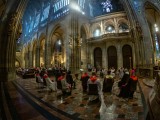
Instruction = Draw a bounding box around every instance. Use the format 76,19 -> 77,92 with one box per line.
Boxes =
58,72 -> 71,95
35,71 -> 43,88
44,71 -> 57,92
87,72 -> 102,102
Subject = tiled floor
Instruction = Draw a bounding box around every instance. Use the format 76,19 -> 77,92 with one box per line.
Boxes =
2,75 -> 151,120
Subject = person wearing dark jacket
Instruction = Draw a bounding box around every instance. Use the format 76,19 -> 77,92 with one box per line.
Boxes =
128,72 -> 138,99
118,69 -> 130,98
80,72 -> 90,92
66,71 -> 74,94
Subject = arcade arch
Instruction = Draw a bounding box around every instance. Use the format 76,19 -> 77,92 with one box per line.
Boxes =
50,25 -> 64,67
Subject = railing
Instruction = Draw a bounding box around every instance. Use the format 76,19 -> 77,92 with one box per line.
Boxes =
87,32 -> 131,42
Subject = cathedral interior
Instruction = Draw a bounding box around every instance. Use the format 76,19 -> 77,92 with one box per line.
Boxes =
1,0 -> 160,120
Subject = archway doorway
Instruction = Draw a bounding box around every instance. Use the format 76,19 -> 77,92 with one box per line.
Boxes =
94,47 -> 102,70
107,46 -> 117,69
51,26 -> 64,68
53,40 -> 62,67
122,45 -> 132,69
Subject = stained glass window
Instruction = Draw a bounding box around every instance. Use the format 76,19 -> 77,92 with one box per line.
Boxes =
34,14 -> 40,28
89,0 -> 123,17
78,0 -> 85,9
41,5 -> 50,22
133,0 -> 142,12
155,33 -> 159,57
29,20 -> 33,33
53,0 -> 69,13
25,21 -> 29,34
101,0 -> 112,13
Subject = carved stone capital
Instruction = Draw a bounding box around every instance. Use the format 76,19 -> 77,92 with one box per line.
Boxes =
8,12 -> 18,36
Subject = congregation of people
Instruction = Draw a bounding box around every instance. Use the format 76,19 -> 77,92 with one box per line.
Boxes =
34,66 -> 138,103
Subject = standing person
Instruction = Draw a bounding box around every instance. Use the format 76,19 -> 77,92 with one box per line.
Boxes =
66,71 -> 74,94
80,72 -> 90,93
128,72 -> 138,99
103,70 -> 114,93
118,69 -> 130,98
118,67 -> 124,80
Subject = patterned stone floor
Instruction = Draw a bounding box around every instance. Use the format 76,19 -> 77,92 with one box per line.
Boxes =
2,75 -> 147,120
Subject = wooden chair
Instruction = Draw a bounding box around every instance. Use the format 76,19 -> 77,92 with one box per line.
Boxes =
88,84 -> 98,95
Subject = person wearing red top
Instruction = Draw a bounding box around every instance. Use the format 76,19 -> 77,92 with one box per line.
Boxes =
43,70 -> 57,92
128,72 -> 138,99
87,72 -> 102,102
80,72 -> 89,93
58,72 -> 71,95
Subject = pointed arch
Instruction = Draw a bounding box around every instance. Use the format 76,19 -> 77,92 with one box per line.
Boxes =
94,47 -> 102,70
107,46 -> 117,69
122,44 -> 133,69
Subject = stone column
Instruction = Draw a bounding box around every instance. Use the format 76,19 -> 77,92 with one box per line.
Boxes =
36,46 -> 40,67
117,43 -> 123,69
114,18 -> 118,33
25,52 -> 29,68
45,42 -> 51,68
28,50 -> 33,67
91,46 -> 94,67
102,46 -> 107,69
64,33 -> 70,69
81,38 -> 87,70
106,43 -> 108,69
69,11 -> 81,73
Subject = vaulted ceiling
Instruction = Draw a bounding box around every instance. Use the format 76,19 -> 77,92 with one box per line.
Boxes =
23,0 -> 48,20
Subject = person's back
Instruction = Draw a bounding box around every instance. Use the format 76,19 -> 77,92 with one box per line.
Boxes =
58,73 -> 71,95
87,73 -> 101,93
128,73 -> 138,99
118,70 -> 130,98
103,71 -> 114,92
66,71 -> 73,87
87,72 -> 101,102
81,72 -> 89,92
44,72 -> 57,92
